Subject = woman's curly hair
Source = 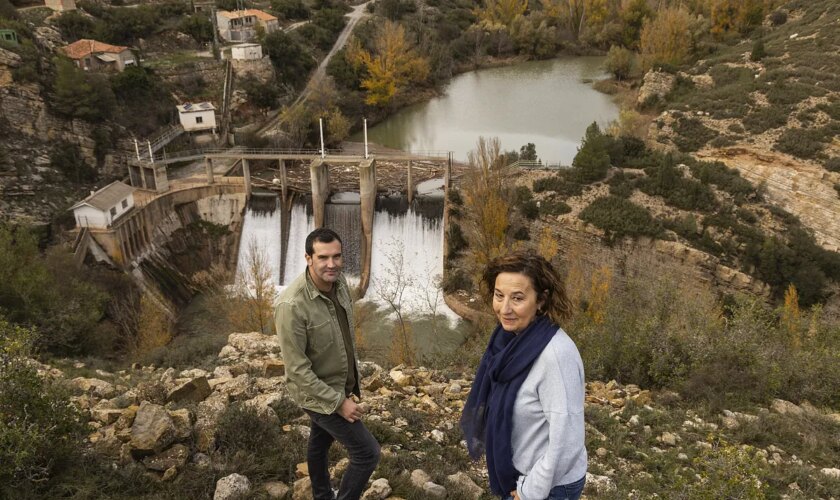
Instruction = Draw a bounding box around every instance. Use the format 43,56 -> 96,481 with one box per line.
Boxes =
482,249 -> 573,324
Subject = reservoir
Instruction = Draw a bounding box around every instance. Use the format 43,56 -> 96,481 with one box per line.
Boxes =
353,56 -> 619,165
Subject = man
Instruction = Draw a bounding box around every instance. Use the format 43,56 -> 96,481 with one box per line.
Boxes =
275,228 -> 380,500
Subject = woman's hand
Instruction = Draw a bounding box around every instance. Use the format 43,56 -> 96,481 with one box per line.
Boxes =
509,490 -> 520,500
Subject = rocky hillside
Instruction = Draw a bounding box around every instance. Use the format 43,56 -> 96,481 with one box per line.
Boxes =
26,331 -> 840,499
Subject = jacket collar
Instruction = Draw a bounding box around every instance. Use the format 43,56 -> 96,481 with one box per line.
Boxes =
303,268 -> 343,300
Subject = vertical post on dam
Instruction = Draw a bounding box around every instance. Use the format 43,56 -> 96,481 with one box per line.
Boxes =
406,160 -> 414,205
357,158 -> 376,298
310,158 -> 330,228
205,157 -> 214,185
242,158 -> 251,198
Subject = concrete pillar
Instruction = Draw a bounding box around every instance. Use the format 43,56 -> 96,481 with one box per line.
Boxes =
357,158 -> 376,298
407,160 -> 413,204
279,192 -> 293,283
205,157 -> 214,185
279,159 -> 288,202
242,158 -> 251,198
445,153 -> 452,197
309,159 -> 329,228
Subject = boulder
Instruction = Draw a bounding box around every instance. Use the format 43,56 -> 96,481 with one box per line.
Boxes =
446,472 -> 483,499
264,359 -> 286,378
410,469 -> 432,488
423,482 -> 447,498
636,70 -> 676,107
770,399 -> 803,416
361,478 -> 392,500
166,377 -> 212,403
214,473 -> 251,500
142,444 -> 190,472
72,377 -> 116,398
291,477 -> 312,500
169,408 -> 193,441
263,481 -> 291,498
130,402 -> 176,454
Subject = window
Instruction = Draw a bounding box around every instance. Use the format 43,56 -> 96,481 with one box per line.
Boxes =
110,207 -> 117,217
196,116 -> 203,124
121,199 -> 128,209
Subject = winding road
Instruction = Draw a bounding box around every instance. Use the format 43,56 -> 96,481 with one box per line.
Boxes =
257,1 -> 372,135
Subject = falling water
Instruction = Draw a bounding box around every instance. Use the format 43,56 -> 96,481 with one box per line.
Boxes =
281,202 -> 314,285
236,193 -> 281,286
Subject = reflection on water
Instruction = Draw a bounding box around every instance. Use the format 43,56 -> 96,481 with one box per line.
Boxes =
352,56 -> 618,164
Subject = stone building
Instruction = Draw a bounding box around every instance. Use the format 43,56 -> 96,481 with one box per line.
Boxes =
61,39 -> 136,72
216,9 -> 278,42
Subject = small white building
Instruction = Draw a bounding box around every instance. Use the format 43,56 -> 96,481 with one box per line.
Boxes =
176,102 -> 217,132
231,43 -> 263,60
70,181 -> 136,229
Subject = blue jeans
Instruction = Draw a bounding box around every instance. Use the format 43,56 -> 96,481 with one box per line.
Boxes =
305,410 -> 381,500
503,475 -> 586,500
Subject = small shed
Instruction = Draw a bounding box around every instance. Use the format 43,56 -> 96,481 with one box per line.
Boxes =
45,0 -> 76,11
231,43 -> 263,60
0,29 -> 19,46
70,181 -> 136,229
177,102 -> 217,132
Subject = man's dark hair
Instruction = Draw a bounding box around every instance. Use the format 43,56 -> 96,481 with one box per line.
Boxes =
305,228 -> 342,256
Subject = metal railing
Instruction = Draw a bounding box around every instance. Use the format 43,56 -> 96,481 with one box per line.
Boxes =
507,159 -> 567,170
133,146 -> 452,165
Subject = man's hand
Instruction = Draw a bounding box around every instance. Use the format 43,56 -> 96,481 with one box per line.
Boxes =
337,397 -> 364,423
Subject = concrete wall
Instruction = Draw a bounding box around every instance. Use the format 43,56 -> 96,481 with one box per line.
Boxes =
89,183 -> 245,267
179,110 -> 216,132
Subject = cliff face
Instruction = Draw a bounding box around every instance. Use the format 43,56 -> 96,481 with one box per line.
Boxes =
0,47 -> 131,225
700,147 -> 840,252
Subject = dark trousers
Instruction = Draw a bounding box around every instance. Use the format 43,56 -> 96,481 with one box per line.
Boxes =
305,410 -> 381,500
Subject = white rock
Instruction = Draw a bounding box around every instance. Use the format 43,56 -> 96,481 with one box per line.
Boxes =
214,473 -> 251,500
361,478 -> 392,500
820,468 -> 840,479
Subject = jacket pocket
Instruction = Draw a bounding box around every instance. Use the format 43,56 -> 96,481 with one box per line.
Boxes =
308,320 -> 335,350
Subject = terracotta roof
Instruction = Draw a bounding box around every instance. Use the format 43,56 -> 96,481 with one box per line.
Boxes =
217,9 -> 277,21
62,39 -> 129,60
70,181 -> 135,212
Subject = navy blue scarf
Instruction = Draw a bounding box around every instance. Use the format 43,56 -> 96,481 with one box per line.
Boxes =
460,315 -> 556,497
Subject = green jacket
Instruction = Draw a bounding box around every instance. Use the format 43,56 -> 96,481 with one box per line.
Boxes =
275,270 -> 360,414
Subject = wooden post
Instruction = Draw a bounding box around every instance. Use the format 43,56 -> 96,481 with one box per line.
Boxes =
309,159 -> 329,228
357,158 -> 376,298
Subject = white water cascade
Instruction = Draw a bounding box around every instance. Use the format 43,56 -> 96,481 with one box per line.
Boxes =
235,196 -> 282,286
281,202 -> 314,286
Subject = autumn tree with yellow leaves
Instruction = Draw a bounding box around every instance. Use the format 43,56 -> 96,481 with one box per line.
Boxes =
346,21 -> 429,107
639,5 -> 693,70
781,283 -> 801,349
461,137 -> 512,283
476,0 -> 528,28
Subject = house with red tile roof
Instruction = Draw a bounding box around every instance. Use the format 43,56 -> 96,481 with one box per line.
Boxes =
216,9 -> 279,42
61,39 -> 136,72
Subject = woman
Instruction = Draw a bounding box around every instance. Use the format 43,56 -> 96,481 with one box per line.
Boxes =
461,250 -> 587,500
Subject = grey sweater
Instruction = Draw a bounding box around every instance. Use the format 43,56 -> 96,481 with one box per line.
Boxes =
511,329 -> 587,500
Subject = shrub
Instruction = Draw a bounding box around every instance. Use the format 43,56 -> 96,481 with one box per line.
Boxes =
605,45 -> 636,80
578,195 -> 662,240
571,122 -> 612,183
750,38 -> 766,61
512,226 -> 530,240
215,402 -> 306,483
775,128 -> 826,159
769,9 -> 787,26
825,158 -> 840,173
447,188 -> 463,206
520,199 -> 539,220
0,320 -> 86,492
446,223 -> 468,255
672,117 -> 716,152
639,158 -> 718,212
50,140 -> 97,184
689,160 -> 757,202
540,198 -> 572,216
743,105 -> 789,133
441,268 -> 472,293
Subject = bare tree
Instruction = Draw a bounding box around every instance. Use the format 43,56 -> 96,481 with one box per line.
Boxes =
372,240 -> 416,366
